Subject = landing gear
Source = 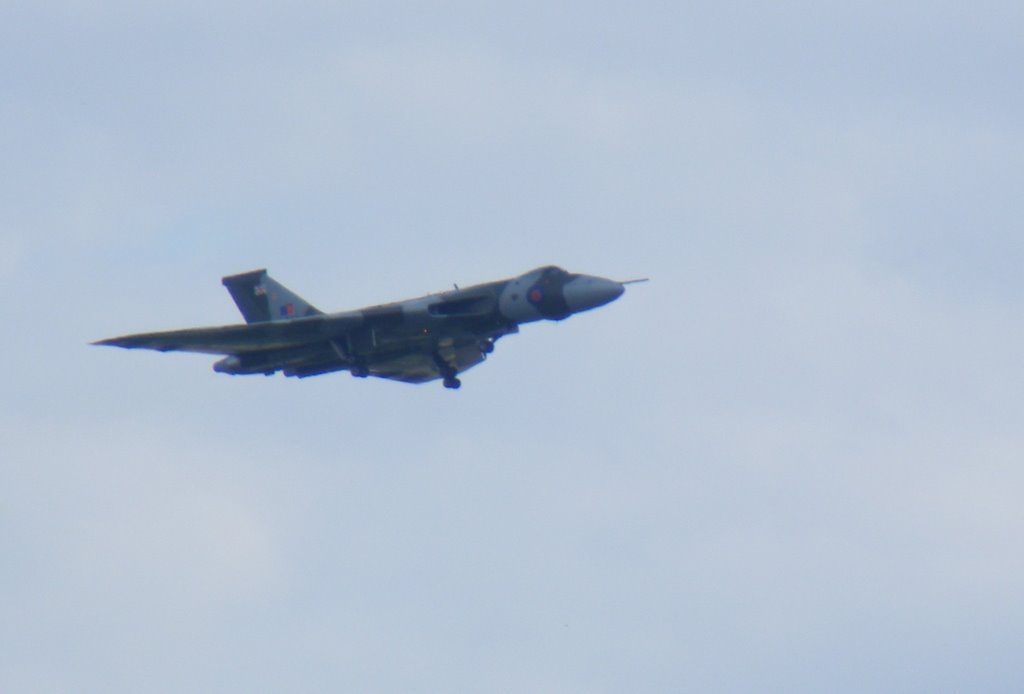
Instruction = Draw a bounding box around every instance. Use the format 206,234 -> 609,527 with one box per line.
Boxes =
432,352 -> 461,390
479,339 -> 494,354
350,364 -> 369,378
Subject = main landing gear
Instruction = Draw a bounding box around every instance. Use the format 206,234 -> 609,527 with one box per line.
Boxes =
433,352 -> 461,390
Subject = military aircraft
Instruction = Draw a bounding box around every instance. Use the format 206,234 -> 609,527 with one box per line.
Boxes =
94,266 -> 642,389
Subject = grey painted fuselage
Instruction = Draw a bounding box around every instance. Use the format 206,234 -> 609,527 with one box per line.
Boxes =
95,266 -> 630,389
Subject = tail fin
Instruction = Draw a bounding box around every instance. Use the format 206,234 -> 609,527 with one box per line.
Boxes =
221,269 -> 323,323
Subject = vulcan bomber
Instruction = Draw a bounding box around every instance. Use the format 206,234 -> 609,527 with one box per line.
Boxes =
94,266 -> 642,389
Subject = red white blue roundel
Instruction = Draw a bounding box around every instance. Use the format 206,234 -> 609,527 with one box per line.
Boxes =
528,287 -> 544,304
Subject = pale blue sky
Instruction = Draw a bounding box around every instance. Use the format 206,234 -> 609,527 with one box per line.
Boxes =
2,2 -> 1023,692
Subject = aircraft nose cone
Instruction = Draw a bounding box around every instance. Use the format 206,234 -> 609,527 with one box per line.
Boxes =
563,275 -> 625,313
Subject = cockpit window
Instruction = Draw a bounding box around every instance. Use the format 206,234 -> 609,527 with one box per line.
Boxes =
537,265 -> 568,279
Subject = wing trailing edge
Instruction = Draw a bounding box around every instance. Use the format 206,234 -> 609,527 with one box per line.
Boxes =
92,313 -> 359,355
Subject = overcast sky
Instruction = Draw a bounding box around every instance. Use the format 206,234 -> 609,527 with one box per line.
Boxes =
2,2 -> 1023,692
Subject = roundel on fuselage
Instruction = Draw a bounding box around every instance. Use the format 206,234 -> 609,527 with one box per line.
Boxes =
526,266 -> 573,320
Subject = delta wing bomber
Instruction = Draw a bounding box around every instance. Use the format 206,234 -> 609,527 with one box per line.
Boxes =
94,266 -> 644,389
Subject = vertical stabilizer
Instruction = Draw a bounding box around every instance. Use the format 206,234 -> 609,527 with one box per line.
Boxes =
221,269 -> 323,323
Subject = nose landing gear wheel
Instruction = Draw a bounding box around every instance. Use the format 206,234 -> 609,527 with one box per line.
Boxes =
443,377 -> 462,389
